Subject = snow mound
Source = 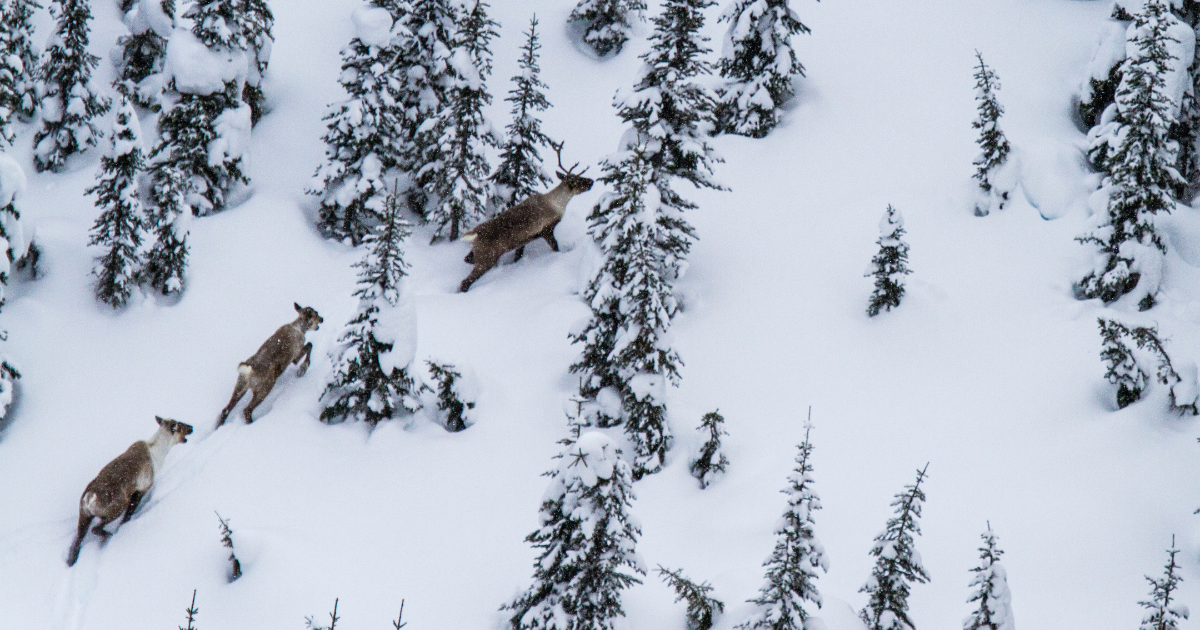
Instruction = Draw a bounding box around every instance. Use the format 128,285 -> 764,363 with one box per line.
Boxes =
352,6 -> 394,48
163,29 -> 249,95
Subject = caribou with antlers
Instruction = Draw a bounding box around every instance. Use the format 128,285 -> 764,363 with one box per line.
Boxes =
459,142 -> 593,292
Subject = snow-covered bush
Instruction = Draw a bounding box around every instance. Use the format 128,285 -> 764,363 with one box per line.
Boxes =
33,0 -> 112,172
568,0 -> 646,58
658,566 -> 724,630
714,0 -> 811,138
738,423 -> 827,630
971,51 -> 1012,216
424,360 -> 476,432
86,96 -> 146,308
866,204 -> 911,317
964,527 -> 1014,630
1137,538 -> 1188,630
114,0 -> 175,111
490,15 -> 554,215
321,188 -> 421,427
859,465 -> 930,630
215,511 -> 242,582
689,410 -> 729,489
502,432 -> 645,630
0,0 -> 41,143
0,152 -> 30,419
1097,318 -> 1199,414
142,161 -> 190,294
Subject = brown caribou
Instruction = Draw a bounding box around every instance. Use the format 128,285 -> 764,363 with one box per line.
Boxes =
217,303 -> 323,427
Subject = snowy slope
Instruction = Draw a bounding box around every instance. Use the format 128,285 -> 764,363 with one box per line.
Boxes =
1,0 -> 1198,628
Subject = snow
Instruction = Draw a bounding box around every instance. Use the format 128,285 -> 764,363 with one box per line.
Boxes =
376,278 -> 418,374
352,5 -> 394,48
124,0 -> 175,39
208,102 -> 252,168
163,29 -> 250,95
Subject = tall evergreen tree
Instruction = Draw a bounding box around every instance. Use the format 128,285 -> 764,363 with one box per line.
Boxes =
240,0 -> 273,125
502,432 -> 645,630
971,51 -> 1011,216
568,0 -> 646,58
0,0 -> 41,143
150,82 -> 247,217
737,422 -> 828,630
1138,538 -> 1188,630
714,0 -> 810,138
113,0 -> 174,111
32,0 -> 111,172
142,161 -> 189,294
1077,0 -> 1183,310
490,14 -> 554,214
963,526 -> 1014,630
310,0 -> 407,245
321,187 -> 420,427
689,410 -> 729,489
859,465 -> 931,630
866,204 -> 910,317
417,0 -> 500,242
570,145 -> 680,479
86,97 -> 146,308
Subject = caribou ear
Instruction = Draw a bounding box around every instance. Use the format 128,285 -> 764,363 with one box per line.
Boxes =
155,416 -> 165,426
294,302 -> 302,312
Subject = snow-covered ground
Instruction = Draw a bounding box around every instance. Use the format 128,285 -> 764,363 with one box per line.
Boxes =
1,0 -> 1198,628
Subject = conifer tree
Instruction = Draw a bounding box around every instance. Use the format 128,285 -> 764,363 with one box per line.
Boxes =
490,14 -> 554,214
859,465 -> 931,630
86,96 -> 146,308
1098,318 -> 1148,409
240,0 -> 273,126
971,51 -> 1011,216
150,83 -> 247,218
866,205 -> 911,317
417,0 -> 500,242
689,410 -> 729,489
738,422 -> 828,630
0,0 -> 41,143
32,0 -> 111,172
570,145 -> 679,479
1138,538 -> 1188,630
658,566 -> 725,630
0,152 -> 30,420
1077,0 -> 1183,309
502,432 -> 645,630
568,0 -> 646,58
425,360 -> 475,432
113,0 -> 174,111
321,188 -> 420,427
142,161 -> 189,294
310,0 -> 407,245
714,0 -> 810,138
964,526 -> 1014,630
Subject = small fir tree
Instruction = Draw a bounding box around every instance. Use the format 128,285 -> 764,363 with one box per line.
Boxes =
425,360 -> 475,432
963,526 -> 1014,630
180,590 -> 199,630
113,0 -> 174,111
714,0 -> 811,138
142,161 -> 190,294
1098,318 -> 1147,408
321,188 -> 420,426
502,432 -> 645,630
570,145 -> 679,479
215,511 -> 242,582
658,566 -> 725,630
738,421 -> 828,630
86,96 -> 146,308
568,0 -> 647,58
859,465 -> 931,630
1077,0 -> 1183,309
0,0 -> 41,143
0,152 -> 31,420
306,599 -> 340,630
490,14 -> 554,214
240,0 -> 273,125
1138,538 -> 1188,630
310,0 -> 407,245
971,51 -> 1011,216
32,0 -> 112,172
689,410 -> 729,489
866,205 -> 911,317
417,0 -> 500,242
1096,318 -> 1198,413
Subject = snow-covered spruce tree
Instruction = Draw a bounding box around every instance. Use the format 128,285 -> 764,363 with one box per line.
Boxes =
240,0 -> 273,126
0,0 -> 41,143
113,0 -> 174,111
310,0 -> 407,245
714,0 -> 810,138
32,0 -> 111,172
964,526 -> 1014,630
689,409 -> 729,489
490,14 -> 554,214
568,0 -> 646,58
1138,538 -> 1188,630
1078,0 -> 1186,309
425,360 -> 476,432
416,0 -> 500,242
215,511 -> 242,582
142,161 -> 189,294
971,51 -> 1011,217
738,423 -> 828,630
1098,317 -> 1150,409
570,145 -> 680,479
321,188 -> 420,427
658,566 -> 725,630
859,465 -> 931,630
1097,318 -> 1200,413
0,153 -> 31,419
866,204 -> 911,317
86,96 -> 146,308
502,432 -> 645,630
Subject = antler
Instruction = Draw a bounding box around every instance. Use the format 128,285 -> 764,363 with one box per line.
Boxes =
550,139 -> 581,176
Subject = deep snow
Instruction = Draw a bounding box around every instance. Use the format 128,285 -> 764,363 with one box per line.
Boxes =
1,0 -> 1198,629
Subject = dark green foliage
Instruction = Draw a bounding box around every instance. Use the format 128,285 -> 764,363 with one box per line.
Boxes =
866,205 -> 910,317
568,0 -> 646,57
426,360 -> 475,432
151,84 -> 248,216
32,0 -> 112,172
215,512 -> 242,582
0,0 -> 41,142
86,97 -> 146,308
1138,538 -> 1187,630
113,0 -> 175,111
860,465 -> 930,630
971,51 -> 1010,214
715,0 -> 810,137
658,566 -> 724,630
490,15 -> 554,213
1096,318 -> 1197,413
689,410 -> 728,488
143,163 -> 190,295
